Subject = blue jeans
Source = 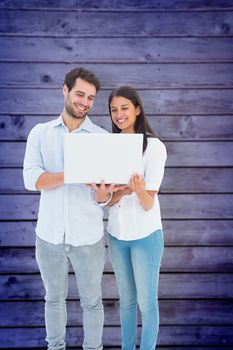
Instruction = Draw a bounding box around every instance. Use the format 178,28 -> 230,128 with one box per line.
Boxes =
108,230 -> 164,350
36,236 -> 105,350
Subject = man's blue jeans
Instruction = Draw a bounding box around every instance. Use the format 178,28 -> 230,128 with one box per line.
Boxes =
36,236 -> 105,350
108,229 -> 164,350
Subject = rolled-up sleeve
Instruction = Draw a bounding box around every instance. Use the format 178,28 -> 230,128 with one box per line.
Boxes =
23,125 -> 45,191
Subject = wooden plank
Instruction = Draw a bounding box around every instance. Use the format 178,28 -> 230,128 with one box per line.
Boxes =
1,115 -> 233,141
161,168 -> 233,193
0,195 -> 40,220
1,168 -> 233,194
1,220 -> 233,247
1,246 -> 233,273
163,220 -> 233,246
0,300 -> 118,327
1,300 -> 232,326
1,89 -> 233,115
151,115 -> 233,141
0,194 -> 233,220
1,141 -> 233,167
160,194 -> 233,219
0,325 -> 233,347
1,37 -> 233,62
158,273 -> 233,299
1,10 -> 233,37
1,62 -> 233,89
0,274 -> 118,301
0,115 -> 113,140
1,0 -> 233,10
0,221 -> 36,246
0,248 -> 115,274
164,142 -> 233,167
162,247 -> 233,272
1,273 -> 233,300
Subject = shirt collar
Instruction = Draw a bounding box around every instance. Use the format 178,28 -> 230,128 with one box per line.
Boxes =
52,114 -> 95,133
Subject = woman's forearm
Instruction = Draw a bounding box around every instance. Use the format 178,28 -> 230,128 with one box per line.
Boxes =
135,190 -> 157,211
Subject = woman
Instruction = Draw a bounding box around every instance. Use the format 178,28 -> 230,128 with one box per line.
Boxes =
107,86 -> 167,350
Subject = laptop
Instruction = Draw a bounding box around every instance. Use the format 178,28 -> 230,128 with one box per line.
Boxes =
64,133 -> 143,184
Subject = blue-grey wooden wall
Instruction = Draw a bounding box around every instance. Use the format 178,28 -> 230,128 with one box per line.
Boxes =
0,0 -> 233,348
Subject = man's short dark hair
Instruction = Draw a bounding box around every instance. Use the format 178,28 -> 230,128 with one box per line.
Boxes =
64,67 -> 101,92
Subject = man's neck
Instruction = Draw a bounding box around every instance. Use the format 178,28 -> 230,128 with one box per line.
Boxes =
62,112 -> 86,132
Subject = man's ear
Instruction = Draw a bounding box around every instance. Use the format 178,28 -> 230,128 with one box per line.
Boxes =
63,84 -> 68,97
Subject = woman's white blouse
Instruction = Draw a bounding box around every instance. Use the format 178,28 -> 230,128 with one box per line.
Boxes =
107,138 -> 167,241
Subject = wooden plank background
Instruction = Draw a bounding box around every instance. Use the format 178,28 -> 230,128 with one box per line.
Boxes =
0,0 -> 233,348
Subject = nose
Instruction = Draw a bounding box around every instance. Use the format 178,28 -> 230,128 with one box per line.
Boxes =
82,96 -> 89,106
115,110 -> 122,118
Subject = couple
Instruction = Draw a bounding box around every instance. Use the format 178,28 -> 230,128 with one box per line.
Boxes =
23,67 -> 167,350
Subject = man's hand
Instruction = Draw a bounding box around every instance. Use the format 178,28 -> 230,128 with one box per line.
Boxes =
85,180 -> 127,203
85,180 -> 127,193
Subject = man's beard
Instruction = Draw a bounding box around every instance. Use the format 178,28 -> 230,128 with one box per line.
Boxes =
65,101 -> 88,120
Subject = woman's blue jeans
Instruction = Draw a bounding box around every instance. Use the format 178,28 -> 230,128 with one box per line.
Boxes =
108,229 -> 164,350
35,236 -> 105,350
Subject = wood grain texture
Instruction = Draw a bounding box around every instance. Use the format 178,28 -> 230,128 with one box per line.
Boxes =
1,300 -> 232,326
1,115 -> 233,141
1,89 -> 233,115
1,0 -> 233,10
0,325 -> 233,347
1,62 -> 233,88
1,37 -> 233,62
1,273 -> 233,300
1,141 -> 233,167
1,168 -> 233,194
0,194 -> 233,220
1,10 -> 233,37
0,1 -> 233,348
1,220 -> 233,247
1,246 -> 233,273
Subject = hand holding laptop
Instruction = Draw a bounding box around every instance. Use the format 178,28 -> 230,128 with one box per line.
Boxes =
85,180 -> 128,205
85,180 -> 128,192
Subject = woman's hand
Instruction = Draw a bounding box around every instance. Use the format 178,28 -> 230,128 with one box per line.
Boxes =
129,173 -> 145,194
129,173 -> 157,211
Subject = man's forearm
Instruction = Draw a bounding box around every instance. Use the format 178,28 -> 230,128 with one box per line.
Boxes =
36,172 -> 64,190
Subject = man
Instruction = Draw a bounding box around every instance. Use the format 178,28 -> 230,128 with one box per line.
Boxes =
23,67 -> 117,350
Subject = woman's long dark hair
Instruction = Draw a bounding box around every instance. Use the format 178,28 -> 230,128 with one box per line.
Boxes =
108,86 -> 156,152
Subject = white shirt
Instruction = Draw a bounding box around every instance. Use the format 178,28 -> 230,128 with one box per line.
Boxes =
107,138 -> 167,240
23,115 -> 108,246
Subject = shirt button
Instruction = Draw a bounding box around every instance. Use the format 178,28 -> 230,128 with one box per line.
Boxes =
65,245 -> 70,253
